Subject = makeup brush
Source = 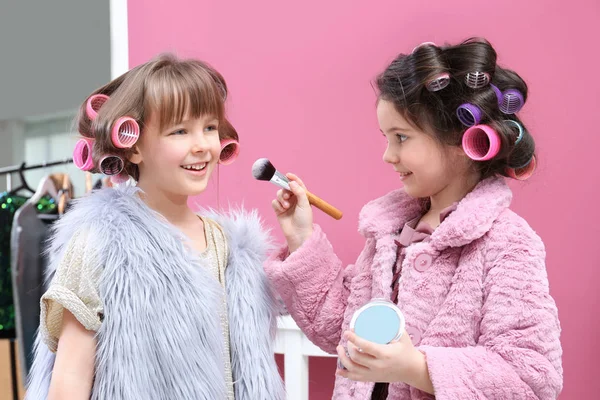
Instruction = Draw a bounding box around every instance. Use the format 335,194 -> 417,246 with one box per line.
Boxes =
252,158 -> 343,220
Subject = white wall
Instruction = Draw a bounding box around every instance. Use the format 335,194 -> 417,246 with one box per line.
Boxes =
0,0 -> 111,194
0,120 -> 24,191
0,0 -> 111,120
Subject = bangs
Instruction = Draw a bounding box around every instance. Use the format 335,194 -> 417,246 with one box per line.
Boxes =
145,61 -> 225,131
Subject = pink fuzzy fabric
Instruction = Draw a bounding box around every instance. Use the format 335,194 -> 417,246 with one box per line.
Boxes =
265,177 -> 562,399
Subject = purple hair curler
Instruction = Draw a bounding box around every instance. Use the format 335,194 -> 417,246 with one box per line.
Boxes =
500,89 -> 524,114
490,84 -> 503,105
99,155 -> 125,176
462,124 -> 501,161
111,117 -> 140,149
426,73 -> 450,92
73,138 -> 95,171
456,103 -> 483,127
86,94 -> 109,120
219,139 -> 240,165
465,71 -> 490,89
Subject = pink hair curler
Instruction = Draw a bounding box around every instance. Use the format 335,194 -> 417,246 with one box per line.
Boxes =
412,41 -> 436,53
111,117 -> 140,148
507,155 -> 536,180
462,124 -> 501,161
86,94 -> 109,120
465,71 -> 490,89
500,89 -> 524,114
456,103 -> 483,127
73,138 -> 95,171
99,155 -> 125,176
219,139 -> 240,165
426,73 -> 450,92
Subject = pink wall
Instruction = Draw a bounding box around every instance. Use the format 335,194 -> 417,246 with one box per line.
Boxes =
127,0 -> 599,398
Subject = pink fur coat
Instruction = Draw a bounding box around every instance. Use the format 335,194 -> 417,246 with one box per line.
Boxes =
265,177 -> 562,399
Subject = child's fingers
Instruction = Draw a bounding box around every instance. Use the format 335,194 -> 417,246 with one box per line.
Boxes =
287,181 -> 310,209
336,345 -> 368,373
347,341 -> 376,368
276,189 -> 293,208
345,331 -> 384,359
271,199 -> 286,214
286,173 -> 307,190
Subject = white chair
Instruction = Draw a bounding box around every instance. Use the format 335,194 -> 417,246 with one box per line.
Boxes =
275,315 -> 337,400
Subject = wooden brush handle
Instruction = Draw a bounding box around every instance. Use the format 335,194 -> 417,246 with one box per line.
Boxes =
305,190 -> 343,220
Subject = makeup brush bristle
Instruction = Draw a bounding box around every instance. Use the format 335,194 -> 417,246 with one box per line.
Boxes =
252,158 -> 276,181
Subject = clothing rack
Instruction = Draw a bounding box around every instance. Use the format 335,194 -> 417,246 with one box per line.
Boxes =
0,158 -> 71,399
0,158 -> 73,175
0,158 -> 73,191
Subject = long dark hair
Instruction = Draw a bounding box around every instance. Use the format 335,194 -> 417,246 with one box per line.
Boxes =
376,38 -> 535,179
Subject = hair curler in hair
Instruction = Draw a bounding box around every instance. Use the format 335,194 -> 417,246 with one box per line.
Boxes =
507,155 -> 536,180
99,155 -> 125,176
490,84 -> 503,105
465,71 -> 490,89
111,117 -> 140,149
505,120 -> 524,145
456,103 -> 483,127
73,138 -> 95,171
426,73 -> 450,92
86,94 -> 110,121
462,124 -> 501,161
219,139 -> 240,165
412,41 -> 437,53
499,89 -> 524,114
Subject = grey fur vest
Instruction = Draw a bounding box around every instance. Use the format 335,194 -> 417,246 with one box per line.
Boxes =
25,187 -> 285,400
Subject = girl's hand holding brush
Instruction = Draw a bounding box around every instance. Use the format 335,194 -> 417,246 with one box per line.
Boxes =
271,173 -> 315,253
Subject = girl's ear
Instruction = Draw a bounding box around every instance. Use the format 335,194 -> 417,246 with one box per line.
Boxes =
128,146 -> 142,165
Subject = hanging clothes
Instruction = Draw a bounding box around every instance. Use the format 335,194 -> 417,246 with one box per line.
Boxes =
11,198 -> 58,376
0,193 -> 29,338
10,181 -> 62,378
0,194 -> 56,340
